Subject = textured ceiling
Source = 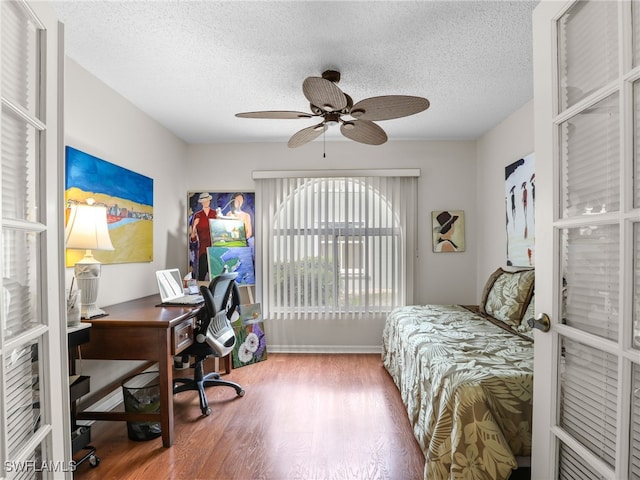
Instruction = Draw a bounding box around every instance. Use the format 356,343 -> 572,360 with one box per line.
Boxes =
51,1 -> 539,146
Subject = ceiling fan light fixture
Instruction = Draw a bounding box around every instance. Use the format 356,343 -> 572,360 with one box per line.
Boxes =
324,113 -> 340,127
350,108 -> 365,118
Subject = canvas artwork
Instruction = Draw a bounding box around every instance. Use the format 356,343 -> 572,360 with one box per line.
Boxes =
432,210 -> 465,252
505,153 -> 535,267
65,146 -> 153,266
209,218 -> 247,247
188,191 -> 255,282
231,310 -> 267,368
207,246 -> 255,286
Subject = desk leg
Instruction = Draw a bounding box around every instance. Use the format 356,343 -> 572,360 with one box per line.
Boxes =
158,331 -> 174,447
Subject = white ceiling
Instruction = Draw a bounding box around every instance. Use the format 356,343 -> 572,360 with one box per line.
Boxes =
50,0 -> 539,146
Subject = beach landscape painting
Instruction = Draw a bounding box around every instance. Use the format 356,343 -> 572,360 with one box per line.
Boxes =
65,146 -> 153,266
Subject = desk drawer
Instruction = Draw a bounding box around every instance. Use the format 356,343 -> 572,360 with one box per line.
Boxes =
172,319 -> 194,354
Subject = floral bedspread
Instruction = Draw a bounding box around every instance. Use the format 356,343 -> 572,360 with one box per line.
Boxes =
382,304 -> 533,480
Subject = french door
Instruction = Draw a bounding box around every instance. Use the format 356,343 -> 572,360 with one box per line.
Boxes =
1,1 -> 68,478
532,1 -> 640,479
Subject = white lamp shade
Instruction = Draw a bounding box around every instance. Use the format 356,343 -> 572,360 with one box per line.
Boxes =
65,204 -> 114,251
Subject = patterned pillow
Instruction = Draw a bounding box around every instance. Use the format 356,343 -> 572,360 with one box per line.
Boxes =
522,292 -> 535,323
484,269 -> 535,326
515,293 -> 535,340
478,268 -> 506,315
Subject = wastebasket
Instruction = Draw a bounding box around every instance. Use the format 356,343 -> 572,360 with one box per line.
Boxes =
121,371 -> 162,441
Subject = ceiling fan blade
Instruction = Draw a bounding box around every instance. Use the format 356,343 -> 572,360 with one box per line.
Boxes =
236,110 -> 314,119
288,123 -> 327,148
340,120 -> 387,145
302,77 -> 347,112
350,95 -> 430,121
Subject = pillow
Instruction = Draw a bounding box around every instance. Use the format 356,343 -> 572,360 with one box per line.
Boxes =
483,269 -> 535,326
478,268 -> 506,314
513,292 -> 535,340
522,292 -> 535,323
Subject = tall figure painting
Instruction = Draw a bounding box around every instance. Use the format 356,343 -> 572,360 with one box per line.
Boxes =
505,153 -> 535,267
187,191 -> 255,284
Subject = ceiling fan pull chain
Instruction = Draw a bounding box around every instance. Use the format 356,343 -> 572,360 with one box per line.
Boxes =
323,128 -> 326,158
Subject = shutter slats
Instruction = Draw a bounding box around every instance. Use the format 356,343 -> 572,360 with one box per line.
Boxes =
631,365 -> 640,479
635,81 -> 640,208
555,1 -> 635,478
560,93 -> 620,218
558,0 -> 618,111
4,343 -> 39,458
561,224 -> 619,340
560,338 -> 617,469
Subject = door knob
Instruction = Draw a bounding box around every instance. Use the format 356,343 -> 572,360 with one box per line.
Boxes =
527,313 -> 551,332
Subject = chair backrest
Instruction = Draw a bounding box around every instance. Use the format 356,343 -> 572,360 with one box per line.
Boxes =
208,271 -> 240,317
199,272 -> 239,357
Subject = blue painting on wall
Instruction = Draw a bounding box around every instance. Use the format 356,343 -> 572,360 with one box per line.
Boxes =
65,146 -> 154,266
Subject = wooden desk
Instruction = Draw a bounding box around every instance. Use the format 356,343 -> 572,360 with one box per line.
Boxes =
76,295 -> 200,447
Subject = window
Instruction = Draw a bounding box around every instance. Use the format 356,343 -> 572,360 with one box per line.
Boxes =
254,170 -> 418,320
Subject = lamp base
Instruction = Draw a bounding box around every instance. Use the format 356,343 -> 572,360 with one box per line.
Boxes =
75,252 -> 106,320
81,304 -> 108,319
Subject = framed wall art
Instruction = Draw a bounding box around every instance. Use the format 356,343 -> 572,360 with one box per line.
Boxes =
432,210 -> 465,253
505,153 -> 535,267
65,146 -> 154,266
187,191 -> 255,283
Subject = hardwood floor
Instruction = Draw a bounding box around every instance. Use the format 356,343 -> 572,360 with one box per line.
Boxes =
72,353 -> 425,480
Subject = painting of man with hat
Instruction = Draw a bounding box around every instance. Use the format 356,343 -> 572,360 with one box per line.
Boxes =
432,210 -> 465,252
189,192 -> 217,280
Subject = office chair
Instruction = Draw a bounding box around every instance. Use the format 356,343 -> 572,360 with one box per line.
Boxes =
173,272 -> 245,416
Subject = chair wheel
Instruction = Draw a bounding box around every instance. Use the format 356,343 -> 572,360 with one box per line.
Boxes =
238,389 -> 245,397
89,455 -> 100,467
203,407 -> 212,416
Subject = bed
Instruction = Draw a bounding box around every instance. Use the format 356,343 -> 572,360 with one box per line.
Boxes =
382,268 -> 535,480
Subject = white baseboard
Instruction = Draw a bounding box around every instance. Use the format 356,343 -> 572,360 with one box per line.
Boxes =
268,345 -> 382,354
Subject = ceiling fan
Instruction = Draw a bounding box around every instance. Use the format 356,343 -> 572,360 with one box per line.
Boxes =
235,70 -> 430,148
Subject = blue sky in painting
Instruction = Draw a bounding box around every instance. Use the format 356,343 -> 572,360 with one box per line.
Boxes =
65,146 -> 153,206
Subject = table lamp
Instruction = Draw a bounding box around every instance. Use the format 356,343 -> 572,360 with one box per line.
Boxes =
64,199 -> 114,318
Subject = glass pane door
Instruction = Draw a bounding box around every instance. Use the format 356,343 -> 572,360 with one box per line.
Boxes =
1,0 -> 67,475
532,0 -> 639,478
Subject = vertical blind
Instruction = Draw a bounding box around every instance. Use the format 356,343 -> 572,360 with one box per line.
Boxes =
254,171 -> 417,321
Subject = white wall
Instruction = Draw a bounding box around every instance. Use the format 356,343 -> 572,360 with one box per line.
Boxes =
186,140 -> 478,351
475,100 -> 535,292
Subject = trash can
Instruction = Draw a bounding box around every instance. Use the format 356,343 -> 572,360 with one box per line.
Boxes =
121,371 -> 162,441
